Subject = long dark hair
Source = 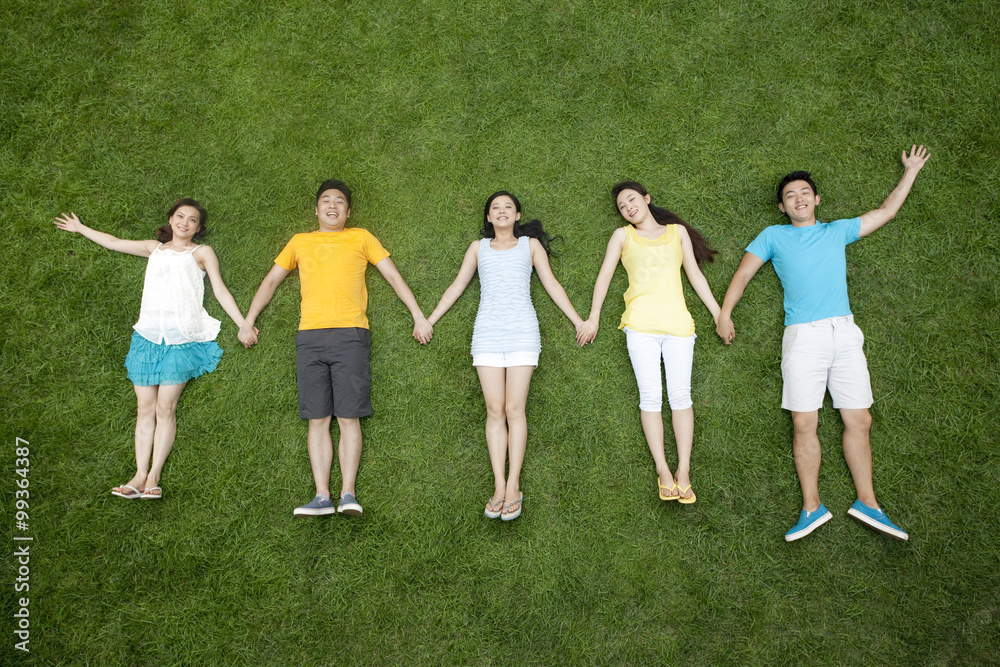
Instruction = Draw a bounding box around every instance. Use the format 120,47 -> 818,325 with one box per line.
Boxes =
611,181 -> 716,265
481,190 -> 556,255
157,198 -> 209,243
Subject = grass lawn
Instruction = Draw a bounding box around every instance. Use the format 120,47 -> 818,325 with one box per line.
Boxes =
2,0 -> 998,664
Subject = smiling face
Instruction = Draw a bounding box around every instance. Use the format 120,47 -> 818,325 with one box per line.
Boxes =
615,188 -> 653,225
168,205 -> 202,240
315,189 -> 351,231
778,180 -> 820,226
486,195 -> 521,229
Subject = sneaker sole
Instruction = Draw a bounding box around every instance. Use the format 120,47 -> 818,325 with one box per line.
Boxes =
293,508 -> 337,517
338,505 -> 362,516
847,508 -> 908,541
784,510 -> 833,542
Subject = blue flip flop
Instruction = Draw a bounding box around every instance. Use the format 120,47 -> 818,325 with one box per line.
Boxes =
501,493 -> 524,521
485,496 -> 505,519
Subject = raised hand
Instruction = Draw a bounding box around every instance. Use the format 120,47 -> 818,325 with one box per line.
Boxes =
53,212 -> 84,233
901,145 -> 930,172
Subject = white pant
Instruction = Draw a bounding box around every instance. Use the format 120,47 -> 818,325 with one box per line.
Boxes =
780,315 -> 873,411
624,327 -> 696,412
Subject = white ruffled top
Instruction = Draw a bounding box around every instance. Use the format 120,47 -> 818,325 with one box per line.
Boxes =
133,244 -> 221,345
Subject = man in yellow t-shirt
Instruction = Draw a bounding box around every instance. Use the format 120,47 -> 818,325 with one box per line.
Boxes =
240,179 -> 433,517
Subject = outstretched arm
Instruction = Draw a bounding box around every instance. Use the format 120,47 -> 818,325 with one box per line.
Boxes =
427,241 -> 479,327
578,228 -> 626,346
238,264 -> 290,346
530,238 -> 585,341
859,145 -> 930,237
374,257 -> 433,344
716,252 -> 766,344
53,212 -> 157,257
678,226 -> 721,323
195,246 -> 257,348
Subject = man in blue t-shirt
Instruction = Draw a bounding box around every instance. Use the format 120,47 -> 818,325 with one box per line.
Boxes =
716,146 -> 930,542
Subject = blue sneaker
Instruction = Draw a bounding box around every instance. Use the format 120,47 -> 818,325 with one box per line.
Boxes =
293,495 -> 336,517
337,493 -> 363,516
847,499 -> 908,541
784,503 -> 833,542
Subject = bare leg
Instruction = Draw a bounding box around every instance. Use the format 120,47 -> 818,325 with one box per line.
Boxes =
671,407 -> 694,499
116,385 -> 158,493
477,367 -> 509,505
639,411 -> 676,496
337,417 -> 362,497
791,410 -> 822,512
307,416 -> 334,498
501,366 -> 534,513
141,382 -> 187,495
840,408 -> 877,508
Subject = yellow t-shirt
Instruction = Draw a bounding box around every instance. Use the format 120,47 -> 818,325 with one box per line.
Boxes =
618,225 -> 695,336
274,229 -> 390,331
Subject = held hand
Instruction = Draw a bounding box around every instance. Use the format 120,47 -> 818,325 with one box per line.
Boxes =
716,317 -> 735,345
901,145 -> 930,172
53,212 -> 83,233
238,323 -> 259,349
576,319 -> 598,346
413,319 -> 433,345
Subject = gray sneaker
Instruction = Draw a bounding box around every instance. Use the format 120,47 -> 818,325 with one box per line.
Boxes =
293,495 -> 336,517
337,493 -> 363,516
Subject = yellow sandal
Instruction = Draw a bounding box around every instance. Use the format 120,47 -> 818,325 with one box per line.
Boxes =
677,484 -> 697,504
658,480 -> 679,501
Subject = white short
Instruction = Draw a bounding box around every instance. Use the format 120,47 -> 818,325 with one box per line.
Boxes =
780,315 -> 873,412
624,327 -> 696,412
472,350 -> 539,368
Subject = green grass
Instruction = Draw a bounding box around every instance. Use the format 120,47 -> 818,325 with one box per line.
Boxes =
2,0 -> 999,664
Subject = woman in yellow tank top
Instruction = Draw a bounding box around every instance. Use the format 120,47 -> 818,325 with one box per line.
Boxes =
578,182 -> 720,504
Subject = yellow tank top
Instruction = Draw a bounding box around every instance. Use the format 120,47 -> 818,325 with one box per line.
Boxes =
618,225 -> 695,336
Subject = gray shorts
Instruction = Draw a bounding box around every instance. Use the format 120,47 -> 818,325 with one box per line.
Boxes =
295,327 -> 372,419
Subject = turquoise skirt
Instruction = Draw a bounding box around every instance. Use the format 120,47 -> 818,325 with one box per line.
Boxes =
123,331 -> 223,387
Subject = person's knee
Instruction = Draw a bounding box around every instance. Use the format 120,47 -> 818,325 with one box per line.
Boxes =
638,386 -> 663,412
843,409 -> 872,432
666,390 -> 692,411
136,400 -> 157,422
336,417 -> 362,436
154,399 -> 178,421
504,403 -> 526,422
791,411 -> 819,436
308,416 -> 333,432
482,398 -> 506,421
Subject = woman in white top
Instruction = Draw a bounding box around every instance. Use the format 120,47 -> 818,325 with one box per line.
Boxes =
54,200 -> 255,500
428,192 -> 586,521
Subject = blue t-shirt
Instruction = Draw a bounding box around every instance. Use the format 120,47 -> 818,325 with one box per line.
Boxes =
745,218 -> 861,326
